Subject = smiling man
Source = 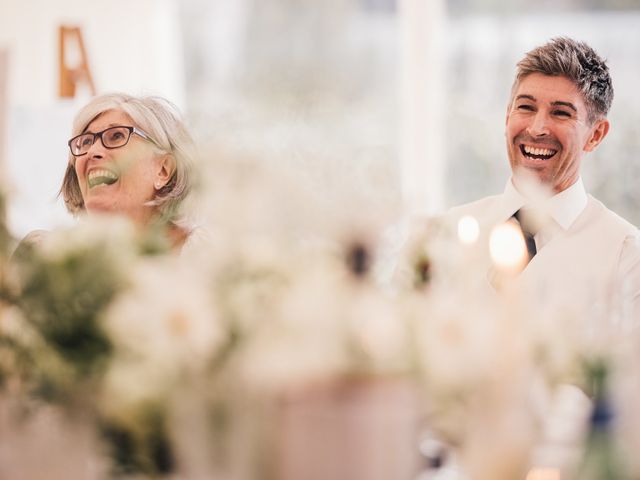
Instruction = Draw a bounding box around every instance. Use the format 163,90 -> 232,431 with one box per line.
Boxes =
448,37 -> 640,317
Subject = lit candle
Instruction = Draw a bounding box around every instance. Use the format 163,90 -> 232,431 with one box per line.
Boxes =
525,467 -> 561,480
489,222 -> 527,272
457,215 -> 479,245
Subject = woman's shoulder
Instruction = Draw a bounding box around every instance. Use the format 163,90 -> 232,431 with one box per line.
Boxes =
20,230 -> 49,243
11,229 -> 50,260
179,224 -> 212,258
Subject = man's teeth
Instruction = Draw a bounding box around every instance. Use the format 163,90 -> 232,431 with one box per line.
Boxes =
523,145 -> 557,157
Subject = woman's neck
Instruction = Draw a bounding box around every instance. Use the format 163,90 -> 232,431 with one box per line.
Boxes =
166,223 -> 191,251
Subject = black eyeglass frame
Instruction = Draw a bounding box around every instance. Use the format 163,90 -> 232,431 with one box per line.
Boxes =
67,125 -> 157,157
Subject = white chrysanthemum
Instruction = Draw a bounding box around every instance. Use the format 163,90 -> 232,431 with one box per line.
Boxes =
100,357 -> 172,414
217,238 -> 292,335
103,257 -> 223,373
348,289 -> 410,372
237,261 -> 351,390
411,287 -> 532,393
38,216 -> 139,270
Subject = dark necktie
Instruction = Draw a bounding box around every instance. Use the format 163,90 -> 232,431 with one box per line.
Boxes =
512,209 -> 537,262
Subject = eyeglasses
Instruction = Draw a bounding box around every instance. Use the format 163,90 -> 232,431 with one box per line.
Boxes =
68,125 -> 156,156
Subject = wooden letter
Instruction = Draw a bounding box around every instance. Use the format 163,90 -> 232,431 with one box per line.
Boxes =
58,26 -> 96,98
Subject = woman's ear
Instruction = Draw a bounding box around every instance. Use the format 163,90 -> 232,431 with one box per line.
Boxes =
154,154 -> 176,190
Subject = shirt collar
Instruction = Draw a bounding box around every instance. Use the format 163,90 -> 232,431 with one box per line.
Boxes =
502,177 -> 587,230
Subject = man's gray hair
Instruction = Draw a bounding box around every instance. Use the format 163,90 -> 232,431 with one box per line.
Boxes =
514,37 -> 613,123
60,93 -> 195,224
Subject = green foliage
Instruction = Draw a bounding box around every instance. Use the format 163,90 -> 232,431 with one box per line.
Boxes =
578,359 -> 632,480
14,238 -> 126,384
100,401 -> 175,477
0,188 -> 10,258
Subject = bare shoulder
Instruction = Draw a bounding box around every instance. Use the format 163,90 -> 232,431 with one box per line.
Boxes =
20,230 -> 49,244
179,225 -> 212,258
11,229 -> 49,261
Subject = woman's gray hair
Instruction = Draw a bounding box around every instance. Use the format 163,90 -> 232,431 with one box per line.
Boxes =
513,37 -> 613,124
60,93 -> 195,224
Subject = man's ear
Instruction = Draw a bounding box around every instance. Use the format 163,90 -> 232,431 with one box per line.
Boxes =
155,154 -> 176,189
584,118 -> 610,152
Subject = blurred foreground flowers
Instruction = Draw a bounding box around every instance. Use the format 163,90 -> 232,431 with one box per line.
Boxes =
0,160 -> 639,480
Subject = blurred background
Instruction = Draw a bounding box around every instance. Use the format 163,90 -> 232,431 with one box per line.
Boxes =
1,0 -> 640,239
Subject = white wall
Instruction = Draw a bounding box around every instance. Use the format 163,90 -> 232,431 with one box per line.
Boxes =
0,0 -> 185,238
0,0 -> 185,107
0,49 -> 7,183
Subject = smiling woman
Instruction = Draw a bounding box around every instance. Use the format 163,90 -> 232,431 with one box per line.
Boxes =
58,93 -> 196,250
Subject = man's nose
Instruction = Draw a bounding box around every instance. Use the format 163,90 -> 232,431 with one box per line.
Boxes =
526,112 -> 550,137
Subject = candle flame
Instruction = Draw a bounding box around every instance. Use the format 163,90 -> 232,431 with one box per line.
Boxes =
526,467 -> 561,480
457,215 -> 479,245
489,222 -> 527,270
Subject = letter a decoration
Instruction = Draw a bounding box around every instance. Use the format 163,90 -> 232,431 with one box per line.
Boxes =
58,26 -> 97,98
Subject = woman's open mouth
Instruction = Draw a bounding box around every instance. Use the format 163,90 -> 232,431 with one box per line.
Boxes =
88,169 -> 119,188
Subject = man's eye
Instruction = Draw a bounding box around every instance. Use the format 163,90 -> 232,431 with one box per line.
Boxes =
516,104 -> 534,111
553,110 -> 572,118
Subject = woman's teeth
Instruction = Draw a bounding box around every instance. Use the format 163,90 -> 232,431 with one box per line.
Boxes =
88,169 -> 119,188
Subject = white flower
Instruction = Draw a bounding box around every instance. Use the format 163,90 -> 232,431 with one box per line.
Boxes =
348,288 -> 410,373
38,216 -> 138,268
237,261 -> 351,390
410,285 -> 533,394
103,257 -> 223,375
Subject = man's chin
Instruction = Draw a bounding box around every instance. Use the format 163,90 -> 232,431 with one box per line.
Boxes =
512,167 -> 554,199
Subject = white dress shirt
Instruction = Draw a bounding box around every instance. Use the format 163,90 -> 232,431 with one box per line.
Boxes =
502,177 -> 588,251
446,177 -> 640,322
503,178 -> 640,307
